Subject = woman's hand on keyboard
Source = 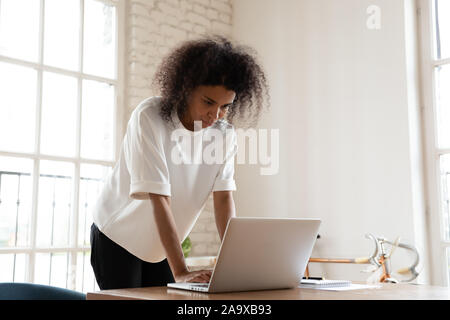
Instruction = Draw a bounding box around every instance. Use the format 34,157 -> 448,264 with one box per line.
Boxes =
175,269 -> 212,283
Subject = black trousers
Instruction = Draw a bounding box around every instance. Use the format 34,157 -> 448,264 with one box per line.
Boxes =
90,223 -> 175,290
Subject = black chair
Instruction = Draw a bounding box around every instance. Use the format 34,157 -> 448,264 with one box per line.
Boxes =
0,282 -> 86,300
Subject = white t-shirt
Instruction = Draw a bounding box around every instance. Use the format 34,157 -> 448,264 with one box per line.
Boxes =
91,96 -> 238,262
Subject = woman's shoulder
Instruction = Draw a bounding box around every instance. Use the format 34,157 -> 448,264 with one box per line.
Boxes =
130,96 -> 164,121
134,96 -> 162,113
126,96 -> 168,134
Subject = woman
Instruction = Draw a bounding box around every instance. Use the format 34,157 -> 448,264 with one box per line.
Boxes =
90,35 -> 269,290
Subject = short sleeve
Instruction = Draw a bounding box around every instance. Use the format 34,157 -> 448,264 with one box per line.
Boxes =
123,106 -> 171,199
212,127 -> 238,192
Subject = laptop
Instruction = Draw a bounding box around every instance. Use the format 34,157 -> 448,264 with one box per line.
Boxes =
167,217 -> 321,293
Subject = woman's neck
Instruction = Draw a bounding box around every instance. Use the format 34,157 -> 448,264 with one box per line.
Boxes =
178,111 -> 195,131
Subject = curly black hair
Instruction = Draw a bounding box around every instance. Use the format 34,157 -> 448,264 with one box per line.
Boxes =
151,35 -> 270,129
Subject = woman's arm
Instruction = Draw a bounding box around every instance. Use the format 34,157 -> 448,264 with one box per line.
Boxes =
150,193 -> 211,283
213,191 -> 236,242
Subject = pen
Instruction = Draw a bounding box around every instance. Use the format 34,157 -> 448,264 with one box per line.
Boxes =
302,276 -> 323,280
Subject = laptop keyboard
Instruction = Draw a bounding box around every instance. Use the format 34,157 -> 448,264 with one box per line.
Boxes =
191,283 -> 209,287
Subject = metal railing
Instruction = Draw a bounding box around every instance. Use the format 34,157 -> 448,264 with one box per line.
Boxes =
0,170 -> 101,291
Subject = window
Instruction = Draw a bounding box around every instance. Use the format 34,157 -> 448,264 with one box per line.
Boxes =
0,0 -> 124,293
419,0 -> 450,286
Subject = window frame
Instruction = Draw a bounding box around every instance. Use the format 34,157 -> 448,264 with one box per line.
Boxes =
0,0 -> 125,291
418,0 -> 450,286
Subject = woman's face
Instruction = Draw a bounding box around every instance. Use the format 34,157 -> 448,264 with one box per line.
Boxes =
182,85 -> 236,130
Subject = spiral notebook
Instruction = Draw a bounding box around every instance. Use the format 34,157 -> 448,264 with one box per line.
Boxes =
299,279 -> 352,287
299,279 -> 382,291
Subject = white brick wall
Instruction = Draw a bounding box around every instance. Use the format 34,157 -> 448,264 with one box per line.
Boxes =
125,0 -> 233,257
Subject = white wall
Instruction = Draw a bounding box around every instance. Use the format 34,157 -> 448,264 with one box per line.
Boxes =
232,0 -> 431,283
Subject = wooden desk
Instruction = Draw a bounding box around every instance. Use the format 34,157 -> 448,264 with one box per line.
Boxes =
87,283 -> 450,300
